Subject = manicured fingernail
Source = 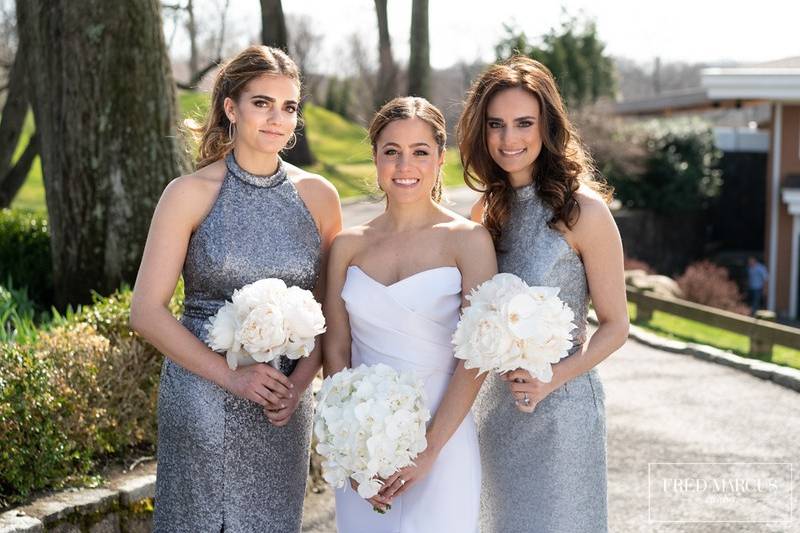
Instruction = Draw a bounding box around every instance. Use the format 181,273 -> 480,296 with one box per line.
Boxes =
289,383 -> 294,388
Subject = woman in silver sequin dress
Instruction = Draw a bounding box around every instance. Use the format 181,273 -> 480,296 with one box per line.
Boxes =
457,57 -> 630,532
130,46 -> 342,532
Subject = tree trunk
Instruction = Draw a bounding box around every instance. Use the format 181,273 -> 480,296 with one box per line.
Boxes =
408,0 -> 430,99
17,0 -> 188,307
186,0 -> 199,80
0,132 -> 38,208
374,0 -> 397,109
0,41 -> 29,183
260,0 -> 314,166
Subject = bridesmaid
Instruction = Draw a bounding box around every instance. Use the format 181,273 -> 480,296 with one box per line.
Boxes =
130,45 -> 341,532
457,56 -> 629,532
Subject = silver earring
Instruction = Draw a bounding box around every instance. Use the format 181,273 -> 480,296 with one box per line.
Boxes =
228,122 -> 236,142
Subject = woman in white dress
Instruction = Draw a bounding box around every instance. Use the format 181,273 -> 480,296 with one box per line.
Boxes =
323,96 -> 496,533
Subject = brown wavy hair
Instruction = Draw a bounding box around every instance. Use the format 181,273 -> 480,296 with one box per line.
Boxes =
457,56 -> 611,243
368,96 -> 446,203
188,45 -> 301,169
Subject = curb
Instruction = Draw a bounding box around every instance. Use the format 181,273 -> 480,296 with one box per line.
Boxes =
0,463 -> 156,533
588,311 -> 800,393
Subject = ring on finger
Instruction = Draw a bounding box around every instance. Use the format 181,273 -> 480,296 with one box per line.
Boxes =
399,478 -> 405,486
523,392 -> 530,405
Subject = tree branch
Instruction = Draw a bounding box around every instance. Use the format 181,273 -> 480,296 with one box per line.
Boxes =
176,59 -> 220,90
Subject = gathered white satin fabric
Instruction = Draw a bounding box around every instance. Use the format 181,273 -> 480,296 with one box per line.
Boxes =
334,265 -> 480,533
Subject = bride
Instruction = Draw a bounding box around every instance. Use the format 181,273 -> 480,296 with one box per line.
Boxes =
323,96 -> 496,533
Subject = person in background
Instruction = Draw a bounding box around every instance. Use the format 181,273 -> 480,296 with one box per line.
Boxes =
747,256 -> 769,315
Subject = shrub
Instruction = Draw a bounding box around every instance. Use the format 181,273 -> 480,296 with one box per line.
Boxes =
0,284 -> 184,506
0,283 -> 40,344
676,260 -> 749,315
624,256 -> 655,274
587,117 -> 722,213
0,343 -> 82,507
0,209 -> 52,308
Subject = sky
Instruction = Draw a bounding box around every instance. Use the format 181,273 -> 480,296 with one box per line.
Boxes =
198,0 -> 799,73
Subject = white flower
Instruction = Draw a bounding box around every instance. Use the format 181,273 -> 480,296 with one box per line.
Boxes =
313,364 -> 430,500
206,302 -> 238,352
453,273 -> 576,383
205,278 -> 323,369
452,308 -> 513,374
237,303 -> 287,362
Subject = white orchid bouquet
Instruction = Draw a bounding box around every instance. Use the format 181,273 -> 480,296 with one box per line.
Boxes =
313,363 -> 430,499
452,273 -> 576,382
205,278 -> 326,370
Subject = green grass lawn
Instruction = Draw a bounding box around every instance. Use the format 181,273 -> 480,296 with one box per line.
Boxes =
9,113 -> 44,213
627,302 -> 800,371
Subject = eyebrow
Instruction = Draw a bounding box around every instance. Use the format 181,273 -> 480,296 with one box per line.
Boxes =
250,94 -> 299,105
381,141 -> 432,148
486,115 -> 537,121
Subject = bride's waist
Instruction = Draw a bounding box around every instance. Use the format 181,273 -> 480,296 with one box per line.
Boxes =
351,344 -> 456,376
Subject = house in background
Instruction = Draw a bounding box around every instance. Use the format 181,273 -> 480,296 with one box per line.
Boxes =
616,57 -> 800,321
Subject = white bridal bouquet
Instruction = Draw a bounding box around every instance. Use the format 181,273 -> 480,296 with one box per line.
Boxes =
452,273 -> 576,382
205,278 -> 326,370
313,363 -> 430,499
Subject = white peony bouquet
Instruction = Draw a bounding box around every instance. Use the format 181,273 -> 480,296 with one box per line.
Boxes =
452,273 -> 576,382
205,278 -> 326,370
313,363 -> 430,499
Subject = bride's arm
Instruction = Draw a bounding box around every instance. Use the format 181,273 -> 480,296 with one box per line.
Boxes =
322,232 -> 356,377
381,223 -> 497,499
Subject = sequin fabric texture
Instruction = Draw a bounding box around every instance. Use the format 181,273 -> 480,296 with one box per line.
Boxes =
153,153 -> 321,533
473,184 -> 608,533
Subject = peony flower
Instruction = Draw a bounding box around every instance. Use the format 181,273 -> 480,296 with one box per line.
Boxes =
453,273 -> 576,383
205,278 -> 323,370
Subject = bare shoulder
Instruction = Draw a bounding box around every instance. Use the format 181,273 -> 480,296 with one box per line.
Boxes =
159,160 -> 227,227
285,162 -> 340,203
574,185 -> 613,225
440,211 -> 494,254
571,185 -> 619,251
329,225 -> 370,266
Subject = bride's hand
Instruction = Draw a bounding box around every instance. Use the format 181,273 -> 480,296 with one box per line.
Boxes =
225,363 -> 294,407
379,448 -> 438,500
349,478 -> 392,513
502,369 -> 559,413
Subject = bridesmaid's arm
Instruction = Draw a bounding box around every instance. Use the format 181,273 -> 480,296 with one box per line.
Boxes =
267,175 -> 343,426
381,223 -> 497,500
321,232 -> 356,377
130,171 -> 294,407
505,189 -> 630,410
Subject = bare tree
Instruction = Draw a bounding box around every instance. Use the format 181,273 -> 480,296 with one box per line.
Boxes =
18,0 -> 188,306
286,14 -> 323,99
260,0 -> 314,166
0,2 -> 37,208
374,0 -> 397,108
408,0 -> 430,98
0,43 -> 38,207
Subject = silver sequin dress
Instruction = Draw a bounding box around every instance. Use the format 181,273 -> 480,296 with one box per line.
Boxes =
474,184 -> 608,533
153,153 -> 321,533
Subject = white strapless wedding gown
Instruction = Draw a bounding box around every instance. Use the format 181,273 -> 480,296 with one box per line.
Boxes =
334,265 -> 481,533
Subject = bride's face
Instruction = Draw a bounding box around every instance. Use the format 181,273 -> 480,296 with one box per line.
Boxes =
374,118 -> 444,205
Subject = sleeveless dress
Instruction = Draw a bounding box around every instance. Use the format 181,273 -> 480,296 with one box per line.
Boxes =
474,184 -> 608,533
334,265 -> 481,533
153,153 -> 321,533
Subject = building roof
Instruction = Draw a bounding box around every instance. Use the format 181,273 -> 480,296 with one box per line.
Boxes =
615,57 -> 800,116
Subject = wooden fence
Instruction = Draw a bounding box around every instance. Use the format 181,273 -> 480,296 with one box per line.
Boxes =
626,286 -> 800,356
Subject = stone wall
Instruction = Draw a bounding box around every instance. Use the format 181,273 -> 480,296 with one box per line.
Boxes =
0,464 -> 155,533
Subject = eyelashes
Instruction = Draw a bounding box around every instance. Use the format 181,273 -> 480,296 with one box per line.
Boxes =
382,149 -> 430,157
